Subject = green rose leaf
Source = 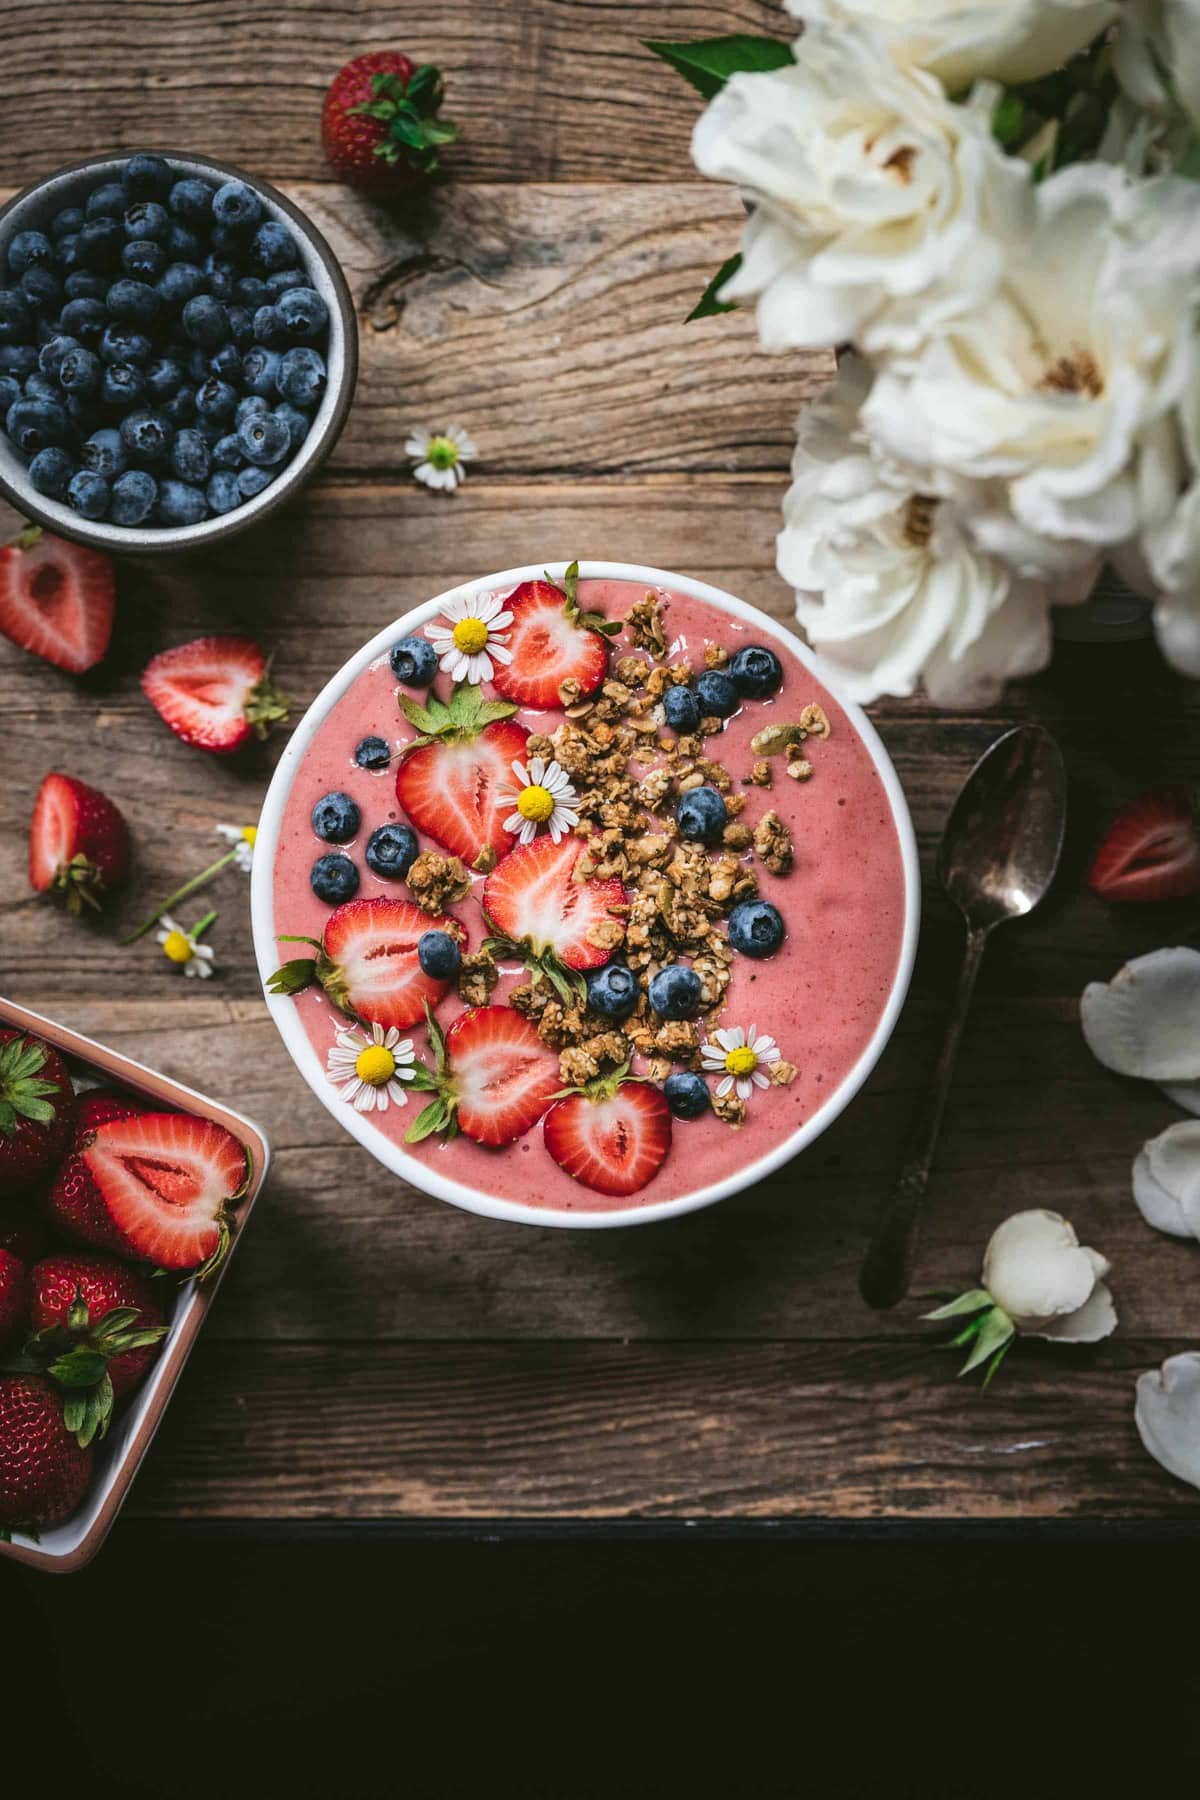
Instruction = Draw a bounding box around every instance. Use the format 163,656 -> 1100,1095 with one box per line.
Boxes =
688,253 -> 743,322
645,35 -> 795,101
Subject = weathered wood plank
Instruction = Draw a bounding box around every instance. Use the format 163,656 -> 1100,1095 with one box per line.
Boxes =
126,1340 -> 1199,1520
0,1 -> 785,185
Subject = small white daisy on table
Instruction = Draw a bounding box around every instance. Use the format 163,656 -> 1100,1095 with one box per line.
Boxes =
406,425 -> 477,493
498,756 -> 580,846
215,823 -> 257,873
701,1023 -> 782,1099
425,590 -> 514,684
156,911 -> 215,980
326,1022 -> 417,1112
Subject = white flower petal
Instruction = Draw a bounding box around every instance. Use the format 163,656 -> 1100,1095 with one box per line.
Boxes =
1132,1146 -> 1195,1240
1133,1120 -> 1200,1240
1162,1079 -> 1200,1117
716,1075 -> 735,1097
981,1209 -> 1107,1331
1081,948 -> 1200,1081
751,1069 -> 771,1089
1032,1281 -> 1118,1344
1136,1352 -> 1200,1492
489,642 -> 514,666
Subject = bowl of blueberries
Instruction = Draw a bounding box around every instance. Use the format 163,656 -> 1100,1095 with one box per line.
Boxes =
0,149 -> 357,547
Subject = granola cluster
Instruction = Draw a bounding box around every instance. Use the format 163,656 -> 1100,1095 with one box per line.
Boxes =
406,851 -> 472,913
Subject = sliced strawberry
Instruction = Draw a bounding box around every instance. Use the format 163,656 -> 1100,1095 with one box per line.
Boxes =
396,717 -> 529,866
543,1079 -> 672,1197
1089,785 -> 1200,904
44,1090 -> 152,1256
29,772 -> 130,913
140,635 -> 287,753
482,834 -> 625,971
270,897 -> 453,1031
0,524 -> 114,674
491,570 -> 615,708
444,1007 -> 561,1146
80,1113 -> 249,1274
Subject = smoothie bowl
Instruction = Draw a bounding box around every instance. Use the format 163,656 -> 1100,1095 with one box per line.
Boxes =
252,562 -> 919,1228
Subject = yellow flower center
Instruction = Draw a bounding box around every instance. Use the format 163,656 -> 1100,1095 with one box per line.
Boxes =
355,1045 -> 397,1086
427,435 -> 460,470
241,826 -> 258,847
452,616 -> 490,655
517,783 -> 556,823
162,931 -> 194,966
724,1046 -> 758,1077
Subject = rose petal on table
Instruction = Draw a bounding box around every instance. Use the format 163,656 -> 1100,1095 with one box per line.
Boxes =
1135,1352 -> 1200,1492
1034,1281 -> 1117,1343
981,1209 -> 1105,1329
1081,947 -> 1200,1081
1162,1079 -> 1200,1117
1133,1119 -> 1200,1240
1133,1147 -> 1194,1239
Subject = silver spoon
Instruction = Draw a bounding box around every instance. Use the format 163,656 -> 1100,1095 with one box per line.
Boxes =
859,725 -> 1068,1310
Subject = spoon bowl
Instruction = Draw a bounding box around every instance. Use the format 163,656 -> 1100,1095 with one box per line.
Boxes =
940,726 -> 1068,932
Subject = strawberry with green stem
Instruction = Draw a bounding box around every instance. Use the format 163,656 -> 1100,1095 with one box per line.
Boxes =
393,681 -> 528,869
542,1063 -> 672,1197
269,897 -> 455,1031
28,772 -> 130,915
322,51 -> 461,192
405,1004 -> 562,1147
491,562 -> 622,709
480,833 -> 627,1006
0,1030 -> 76,1194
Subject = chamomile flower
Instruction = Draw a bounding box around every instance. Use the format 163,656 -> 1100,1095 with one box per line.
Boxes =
499,756 -> 580,846
216,823 -> 257,873
425,590 -> 514,685
701,1023 -> 782,1099
325,1022 -> 417,1113
406,425 -> 478,493
156,912 -> 215,980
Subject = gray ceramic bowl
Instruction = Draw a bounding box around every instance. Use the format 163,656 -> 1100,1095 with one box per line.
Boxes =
0,150 -> 358,552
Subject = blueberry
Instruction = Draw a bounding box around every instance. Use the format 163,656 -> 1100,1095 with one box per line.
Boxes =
677,785 -> 728,845
237,465 -> 272,500
170,427 -> 211,483
249,220 -> 298,274
206,468 -> 242,514
50,206 -> 84,241
7,230 -> 53,276
195,416 -> 226,448
354,735 -> 391,771
63,270 -> 107,302
156,261 -> 205,311
236,392 -> 268,427
225,305 -> 253,349
58,345 -> 101,397
163,385 -> 197,428
6,395 -> 68,453
59,296 -> 108,346
81,427 -> 127,478
85,182 -> 127,223
66,469 -> 110,519
662,684 -> 701,733
144,355 -> 184,402
695,669 -> 739,719
0,343 -> 36,380
366,824 -> 420,881
53,234 -> 83,277
251,304 -> 287,349
102,363 -> 147,412
212,180 -> 262,232
648,964 -> 702,1020
277,285 -> 328,342
312,791 -> 360,843
123,153 -> 172,201
0,374 -> 20,416
99,324 -> 153,366
122,237 -> 167,282
234,276 -> 271,311
265,267 -> 306,297
0,288 -> 31,346
417,928 -> 461,978
123,200 -> 170,245
186,344 -> 213,383
120,407 -> 173,464
663,1071 -> 710,1120
182,294 -> 229,347
209,223 -> 253,259
78,218 -> 123,271
65,393 -> 103,434
29,445 -> 74,498
276,346 -> 325,407
158,477 -> 207,526
237,408 -> 290,466
310,853 -> 359,905
212,431 -> 243,468
208,341 -> 242,383
109,468 -> 158,526
242,344 -> 281,395
586,963 -> 640,1021
168,177 -> 214,226
273,401 -> 310,451
727,898 -> 785,959
19,267 -> 62,313
20,368 -> 53,403
165,222 -> 202,263
38,332 -> 79,377
195,375 -> 237,420
389,634 -> 438,686
728,645 -> 783,698
201,253 -> 236,303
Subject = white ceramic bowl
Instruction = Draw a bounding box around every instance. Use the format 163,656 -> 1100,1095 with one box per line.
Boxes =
252,561 -> 921,1229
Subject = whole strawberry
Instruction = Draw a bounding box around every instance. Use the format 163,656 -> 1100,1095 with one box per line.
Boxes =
0,1373 -> 92,1535
0,1030 -> 76,1194
0,1248 -> 29,1349
322,51 -> 460,192
29,1252 -> 166,1402
28,772 -> 131,913
0,1199 -> 47,1267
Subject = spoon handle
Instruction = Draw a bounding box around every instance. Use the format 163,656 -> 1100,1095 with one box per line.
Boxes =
859,924 -> 990,1310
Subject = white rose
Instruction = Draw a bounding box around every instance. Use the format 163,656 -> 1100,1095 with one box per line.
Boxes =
1137,1353 -> 1200,1493
1116,0 -> 1200,133
1142,380 -> 1200,675
981,1210 -> 1116,1341
785,0 -> 1118,88
777,359 -> 1054,705
864,166 -> 1200,559
691,23 -> 1031,356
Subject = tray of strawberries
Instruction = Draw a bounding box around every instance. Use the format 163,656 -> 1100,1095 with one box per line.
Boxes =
0,995 -> 269,1572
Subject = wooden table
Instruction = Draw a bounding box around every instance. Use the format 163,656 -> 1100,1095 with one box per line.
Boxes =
2,1 -> 1198,1531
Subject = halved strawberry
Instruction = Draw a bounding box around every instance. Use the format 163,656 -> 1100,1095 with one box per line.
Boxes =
140,636 -> 288,753
80,1113 -> 250,1274
482,834 -> 626,980
394,682 -> 528,868
1089,785 -> 1200,904
491,564 -> 619,708
268,897 -> 453,1031
543,1075 -> 672,1197
0,524 -> 114,674
44,1090 -> 151,1256
29,772 -> 130,913
405,1006 -> 561,1148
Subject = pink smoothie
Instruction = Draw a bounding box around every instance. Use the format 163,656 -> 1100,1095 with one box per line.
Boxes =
269,578 -> 907,1213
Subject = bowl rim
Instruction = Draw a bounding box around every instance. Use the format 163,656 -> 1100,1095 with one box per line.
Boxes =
251,560 -> 921,1229
0,148 -> 358,552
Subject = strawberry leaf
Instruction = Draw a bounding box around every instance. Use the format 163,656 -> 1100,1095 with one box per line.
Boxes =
0,1035 -> 61,1138
267,955 -> 320,997
405,1097 -> 452,1143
